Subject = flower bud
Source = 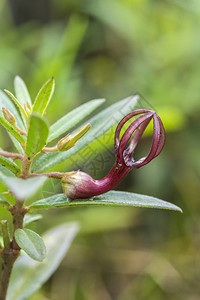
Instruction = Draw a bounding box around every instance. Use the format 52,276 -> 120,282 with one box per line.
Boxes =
24,103 -> 31,115
2,107 -> 16,125
62,170 -> 97,199
57,123 -> 91,151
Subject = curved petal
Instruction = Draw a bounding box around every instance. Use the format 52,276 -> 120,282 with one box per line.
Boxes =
129,114 -> 165,168
117,112 -> 154,165
114,109 -> 154,156
115,109 -> 165,169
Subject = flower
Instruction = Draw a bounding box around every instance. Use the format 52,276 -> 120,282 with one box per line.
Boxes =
62,109 -> 165,199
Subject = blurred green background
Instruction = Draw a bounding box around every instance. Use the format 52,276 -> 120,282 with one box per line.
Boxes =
0,0 -> 200,299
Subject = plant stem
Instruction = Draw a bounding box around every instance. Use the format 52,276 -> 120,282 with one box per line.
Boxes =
30,172 -> 64,179
21,155 -> 32,178
42,146 -> 58,153
0,150 -> 23,160
10,200 -> 27,250
0,249 -> 18,300
15,125 -> 27,136
0,152 -> 30,298
0,201 -> 27,300
1,220 -> 10,250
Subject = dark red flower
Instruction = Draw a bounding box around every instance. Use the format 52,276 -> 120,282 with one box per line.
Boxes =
62,109 -> 165,199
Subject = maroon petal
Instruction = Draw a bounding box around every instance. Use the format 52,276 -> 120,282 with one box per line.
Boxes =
115,109 -> 165,168
116,111 -> 154,164
131,113 -> 165,168
115,109 -> 153,157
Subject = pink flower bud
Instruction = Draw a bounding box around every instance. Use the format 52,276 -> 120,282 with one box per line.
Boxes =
62,170 -> 97,199
62,109 -> 165,199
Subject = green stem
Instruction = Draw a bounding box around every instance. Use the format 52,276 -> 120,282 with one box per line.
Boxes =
21,155 -> 32,178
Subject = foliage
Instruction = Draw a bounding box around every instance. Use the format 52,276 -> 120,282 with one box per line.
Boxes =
0,0 -> 199,299
0,77 -> 181,299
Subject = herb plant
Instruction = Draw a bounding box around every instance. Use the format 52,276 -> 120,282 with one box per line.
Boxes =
0,77 -> 181,300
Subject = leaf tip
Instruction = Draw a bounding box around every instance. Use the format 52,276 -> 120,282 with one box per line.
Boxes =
14,75 -> 20,81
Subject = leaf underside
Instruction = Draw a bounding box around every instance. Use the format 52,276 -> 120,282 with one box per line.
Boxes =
24,214 -> 43,227
0,175 -> 47,200
7,223 -> 79,300
15,228 -> 46,262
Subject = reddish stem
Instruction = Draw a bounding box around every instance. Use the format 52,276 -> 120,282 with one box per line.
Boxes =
0,150 -> 23,160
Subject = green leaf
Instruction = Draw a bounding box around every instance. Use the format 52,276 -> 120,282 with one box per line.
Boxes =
0,115 -> 25,146
8,134 -> 24,154
14,76 -> 32,106
0,156 -> 20,175
25,113 -> 49,158
0,176 -> 47,200
15,228 -> 46,261
0,90 -> 25,153
0,90 -> 25,129
0,166 -> 16,177
0,194 -> 10,208
32,95 -> 139,172
24,214 -> 43,227
28,193 -> 70,210
7,222 -> 79,300
48,98 -> 105,142
4,89 -> 28,122
32,77 -> 55,115
29,191 -> 182,212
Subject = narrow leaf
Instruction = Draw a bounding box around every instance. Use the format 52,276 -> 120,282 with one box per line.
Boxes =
32,95 -> 139,172
8,134 -> 24,154
0,156 -> 20,175
4,90 -> 28,122
0,90 -> 25,152
0,176 -> 47,200
28,193 -> 71,210
15,228 -> 46,261
0,90 -> 25,129
48,98 -> 105,142
0,166 -> 16,177
25,113 -> 49,158
14,76 -> 32,106
24,214 -> 43,227
0,115 -> 25,145
7,223 -> 79,300
0,194 -> 10,209
32,77 -> 55,115
29,191 -> 182,212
